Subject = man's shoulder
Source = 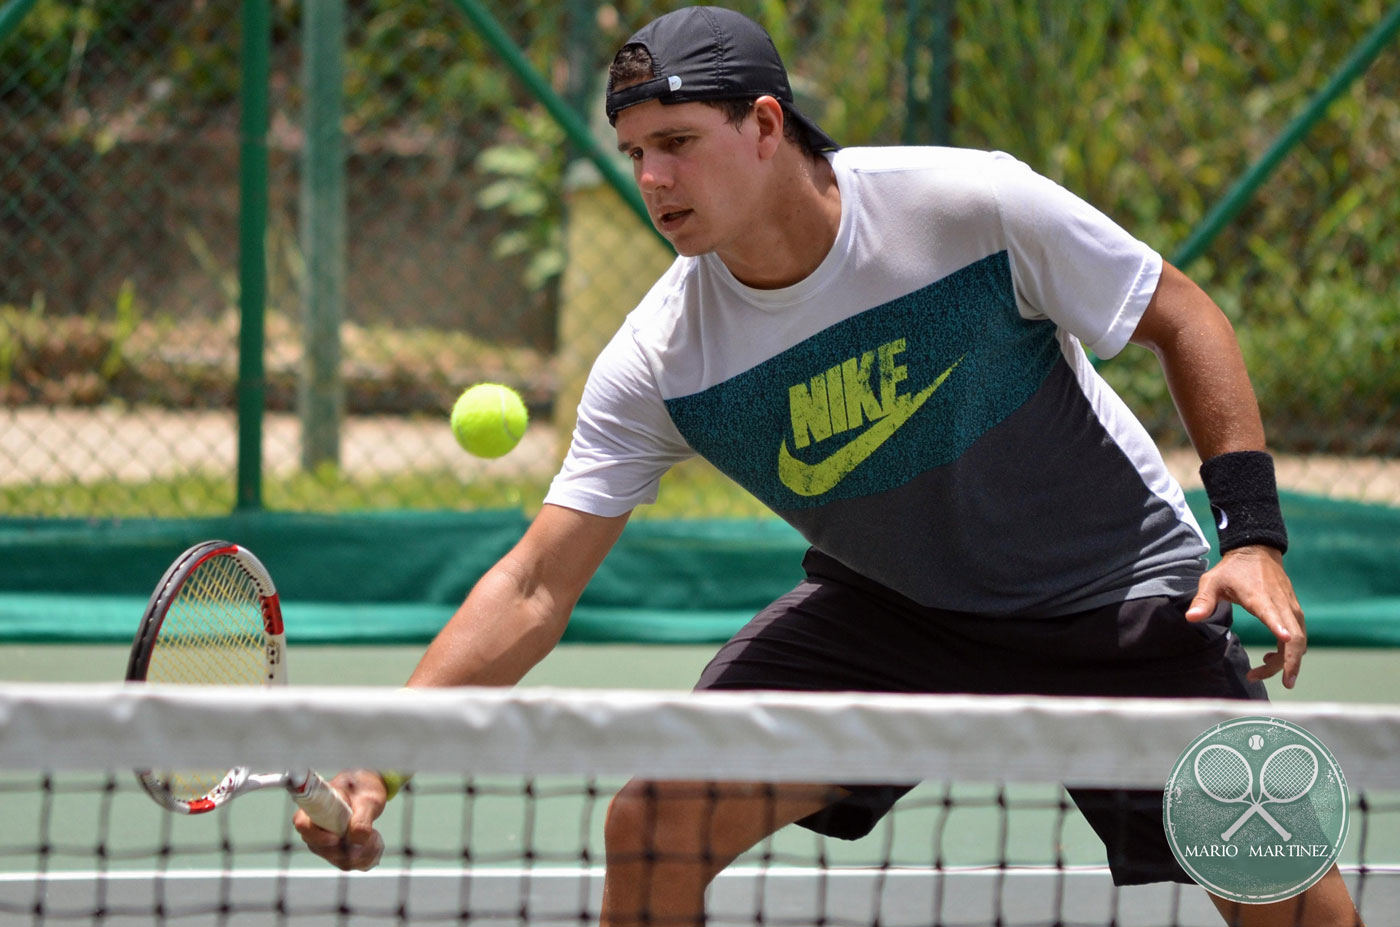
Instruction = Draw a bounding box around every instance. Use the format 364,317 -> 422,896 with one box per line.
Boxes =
834,144 -> 1021,178
834,146 -> 1025,239
615,254 -> 723,363
624,255 -> 699,330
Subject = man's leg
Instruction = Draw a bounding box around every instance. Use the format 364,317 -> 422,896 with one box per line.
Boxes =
600,779 -> 845,927
1206,865 -> 1362,926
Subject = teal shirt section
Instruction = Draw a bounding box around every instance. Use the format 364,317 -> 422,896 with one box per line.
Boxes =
664,251 -> 1062,510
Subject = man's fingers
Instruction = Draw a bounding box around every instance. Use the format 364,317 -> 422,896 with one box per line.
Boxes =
346,805 -> 381,845
293,809 -> 339,845
293,769 -> 390,870
1281,606 -> 1307,689
1195,547 -> 1306,688
293,808 -> 385,871
1246,648 -> 1284,683
1255,584 -> 1306,688
294,810 -> 351,852
336,830 -> 385,872
1184,578 -> 1218,623
1245,599 -> 1304,688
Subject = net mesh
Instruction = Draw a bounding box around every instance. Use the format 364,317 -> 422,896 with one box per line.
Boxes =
1,684 -> 1396,926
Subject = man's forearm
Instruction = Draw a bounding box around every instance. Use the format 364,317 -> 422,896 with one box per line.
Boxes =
1130,262 -> 1268,460
407,563 -> 570,687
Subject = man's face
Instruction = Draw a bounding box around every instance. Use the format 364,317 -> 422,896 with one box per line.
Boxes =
614,99 -> 765,258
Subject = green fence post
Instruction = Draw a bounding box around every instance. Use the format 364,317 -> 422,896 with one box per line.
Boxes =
901,0 -> 955,146
299,0 -> 347,472
1172,3 -> 1400,269
564,0 -> 597,118
236,0 -> 272,511
900,0 -> 923,145
927,0 -> 954,146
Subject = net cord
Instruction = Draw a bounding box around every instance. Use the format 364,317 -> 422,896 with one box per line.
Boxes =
2,684 -> 1399,790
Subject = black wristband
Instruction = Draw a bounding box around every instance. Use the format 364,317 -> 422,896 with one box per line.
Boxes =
1198,450 -> 1288,554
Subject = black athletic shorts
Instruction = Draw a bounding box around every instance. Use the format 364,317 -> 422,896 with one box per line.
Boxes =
694,547 -> 1268,886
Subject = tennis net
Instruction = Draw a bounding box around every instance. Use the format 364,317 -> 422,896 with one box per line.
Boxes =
1,684 -> 1397,925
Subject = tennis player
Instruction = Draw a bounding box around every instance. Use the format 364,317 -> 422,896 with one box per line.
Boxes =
297,7 -> 1360,925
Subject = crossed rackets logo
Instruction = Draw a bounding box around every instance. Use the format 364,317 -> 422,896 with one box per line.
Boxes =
1164,716 -> 1349,905
1193,742 -> 1319,841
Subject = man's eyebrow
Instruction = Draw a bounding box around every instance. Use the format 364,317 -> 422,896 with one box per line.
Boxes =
616,125 -> 696,152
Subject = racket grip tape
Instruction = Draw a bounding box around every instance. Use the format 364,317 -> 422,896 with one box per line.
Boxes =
294,772 -> 353,835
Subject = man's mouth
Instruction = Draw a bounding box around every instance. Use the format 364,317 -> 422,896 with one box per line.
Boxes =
656,208 -> 692,229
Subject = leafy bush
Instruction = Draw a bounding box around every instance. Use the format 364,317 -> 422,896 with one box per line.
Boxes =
4,0 -> 1395,452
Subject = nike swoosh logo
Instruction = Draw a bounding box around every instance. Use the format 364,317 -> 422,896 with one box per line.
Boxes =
777,356 -> 963,497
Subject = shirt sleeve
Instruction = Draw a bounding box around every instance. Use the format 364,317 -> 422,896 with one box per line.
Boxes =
991,155 -> 1162,359
543,324 -> 695,517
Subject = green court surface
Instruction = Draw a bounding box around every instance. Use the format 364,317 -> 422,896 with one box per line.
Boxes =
1,642 -> 1397,701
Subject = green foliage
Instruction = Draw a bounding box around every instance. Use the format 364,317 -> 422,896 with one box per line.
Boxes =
475,108 -> 568,291
1238,281 -> 1400,453
344,0 -> 515,131
1101,276 -> 1400,454
3,0 -> 1398,527
1,0 -> 98,101
1,0 -> 531,132
0,284 -> 144,406
947,0 -> 1398,450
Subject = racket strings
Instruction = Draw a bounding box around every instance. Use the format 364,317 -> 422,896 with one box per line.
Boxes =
1260,746 -> 1319,801
1194,746 -> 1252,799
146,555 -> 270,802
148,558 -> 267,687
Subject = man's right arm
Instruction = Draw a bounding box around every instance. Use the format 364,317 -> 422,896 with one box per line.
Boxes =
295,502 -> 631,869
409,502 -> 632,687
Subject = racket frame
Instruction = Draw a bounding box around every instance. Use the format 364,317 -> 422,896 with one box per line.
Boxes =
1218,743 -> 1320,842
126,541 -> 350,833
126,540 -> 285,685
1195,743 -> 1297,842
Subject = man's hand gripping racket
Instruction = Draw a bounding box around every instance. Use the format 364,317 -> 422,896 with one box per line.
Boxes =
126,541 -> 374,862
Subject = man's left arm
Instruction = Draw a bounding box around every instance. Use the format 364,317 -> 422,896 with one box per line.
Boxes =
1128,261 -> 1305,688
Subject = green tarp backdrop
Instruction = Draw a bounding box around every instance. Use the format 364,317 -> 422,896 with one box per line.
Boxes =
3,491 -> 1398,649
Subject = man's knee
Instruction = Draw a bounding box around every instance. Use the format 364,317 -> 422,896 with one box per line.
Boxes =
607,784 -> 728,879
604,780 -> 660,858
604,780 -> 754,877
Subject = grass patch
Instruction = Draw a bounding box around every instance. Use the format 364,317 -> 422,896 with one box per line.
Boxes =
0,471 -> 544,519
0,459 -> 774,521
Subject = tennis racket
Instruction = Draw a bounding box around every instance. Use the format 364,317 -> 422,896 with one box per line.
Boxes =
125,540 -> 351,833
1219,743 -> 1319,842
1193,743 -> 1290,841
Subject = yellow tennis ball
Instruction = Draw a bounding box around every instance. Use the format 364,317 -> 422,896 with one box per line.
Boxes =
450,383 -> 528,458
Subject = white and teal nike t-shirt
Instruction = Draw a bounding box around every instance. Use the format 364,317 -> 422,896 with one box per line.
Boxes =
545,147 -> 1209,616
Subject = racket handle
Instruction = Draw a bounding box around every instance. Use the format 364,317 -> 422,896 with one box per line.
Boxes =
293,771 -> 353,835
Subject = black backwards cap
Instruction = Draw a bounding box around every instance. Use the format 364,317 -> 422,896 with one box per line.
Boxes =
605,6 -> 840,153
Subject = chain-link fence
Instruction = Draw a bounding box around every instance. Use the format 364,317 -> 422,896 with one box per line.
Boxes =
3,0 -> 1398,520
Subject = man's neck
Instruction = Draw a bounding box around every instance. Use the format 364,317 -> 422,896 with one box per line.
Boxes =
718,152 -> 841,290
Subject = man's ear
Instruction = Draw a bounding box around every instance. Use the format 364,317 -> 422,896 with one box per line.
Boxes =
752,95 -> 785,159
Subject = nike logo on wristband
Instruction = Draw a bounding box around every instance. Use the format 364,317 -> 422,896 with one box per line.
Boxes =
1210,504 -> 1230,531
